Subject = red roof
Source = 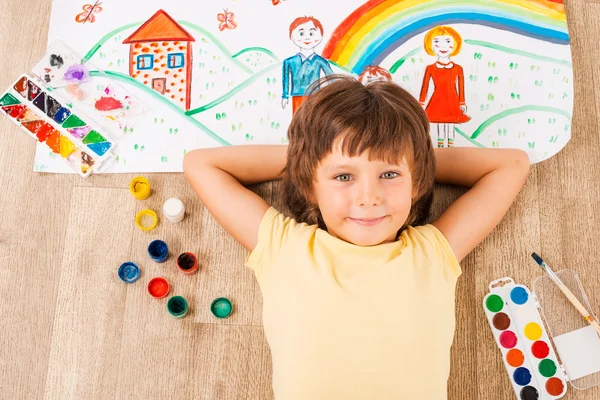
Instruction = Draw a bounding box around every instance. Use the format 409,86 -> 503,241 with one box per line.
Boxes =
123,10 -> 195,44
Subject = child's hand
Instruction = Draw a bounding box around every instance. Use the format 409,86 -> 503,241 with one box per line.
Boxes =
460,104 -> 467,114
431,148 -> 530,262
282,98 -> 289,109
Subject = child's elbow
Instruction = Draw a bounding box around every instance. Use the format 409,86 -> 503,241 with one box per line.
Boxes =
511,149 -> 531,177
183,149 -> 207,180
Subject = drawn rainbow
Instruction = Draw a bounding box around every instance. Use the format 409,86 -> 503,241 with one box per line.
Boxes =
322,0 -> 569,74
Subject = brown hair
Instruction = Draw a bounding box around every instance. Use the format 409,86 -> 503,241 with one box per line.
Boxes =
281,74 -> 435,234
289,16 -> 324,38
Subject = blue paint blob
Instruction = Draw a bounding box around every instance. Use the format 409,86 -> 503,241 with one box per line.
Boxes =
510,286 -> 529,305
513,367 -> 532,386
87,141 -> 112,157
148,240 -> 169,263
53,107 -> 71,124
118,262 -> 140,283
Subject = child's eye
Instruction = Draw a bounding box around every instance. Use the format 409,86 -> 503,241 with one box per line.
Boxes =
300,32 -> 304,37
335,174 -> 352,182
381,171 -> 399,179
309,32 -> 314,36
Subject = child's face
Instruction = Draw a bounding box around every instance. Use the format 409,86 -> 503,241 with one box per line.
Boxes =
313,140 -> 413,246
432,35 -> 454,57
291,21 -> 323,50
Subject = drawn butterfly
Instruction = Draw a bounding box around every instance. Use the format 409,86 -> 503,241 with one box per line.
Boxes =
217,9 -> 237,31
75,1 -> 103,24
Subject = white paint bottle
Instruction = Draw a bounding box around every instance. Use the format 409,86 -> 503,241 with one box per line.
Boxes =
163,198 -> 185,223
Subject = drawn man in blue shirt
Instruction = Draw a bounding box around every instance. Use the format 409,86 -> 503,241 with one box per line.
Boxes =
282,16 -> 333,114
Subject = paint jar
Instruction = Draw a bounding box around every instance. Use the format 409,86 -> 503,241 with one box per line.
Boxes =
167,296 -> 189,319
148,277 -> 169,299
163,198 -> 185,223
129,176 -> 151,200
118,262 -> 140,284
210,297 -> 233,319
176,252 -> 198,275
148,239 -> 169,263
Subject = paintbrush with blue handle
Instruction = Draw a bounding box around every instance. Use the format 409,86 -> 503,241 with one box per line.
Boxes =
531,252 -> 600,336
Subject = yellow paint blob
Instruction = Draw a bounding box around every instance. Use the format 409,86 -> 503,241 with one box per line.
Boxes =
59,135 -> 76,158
524,322 -> 543,341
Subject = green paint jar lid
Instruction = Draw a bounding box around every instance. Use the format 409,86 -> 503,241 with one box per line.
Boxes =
210,297 -> 233,319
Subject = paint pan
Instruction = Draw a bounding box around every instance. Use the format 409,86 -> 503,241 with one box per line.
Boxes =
484,272 -> 600,399
167,296 -> 189,318
147,239 -> 168,263
31,40 -> 148,140
176,252 -> 198,275
1,74 -> 115,178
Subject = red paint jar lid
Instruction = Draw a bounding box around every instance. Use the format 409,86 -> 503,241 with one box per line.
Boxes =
148,277 -> 169,298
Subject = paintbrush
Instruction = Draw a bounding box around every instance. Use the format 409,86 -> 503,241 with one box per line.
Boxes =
531,252 -> 600,336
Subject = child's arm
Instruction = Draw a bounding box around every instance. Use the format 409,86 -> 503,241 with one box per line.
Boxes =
183,145 -> 287,251
431,147 -> 530,262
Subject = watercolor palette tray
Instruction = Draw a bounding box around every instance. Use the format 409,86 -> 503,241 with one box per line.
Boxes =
30,40 -> 148,141
484,271 -> 600,400
0,74 -> 113,177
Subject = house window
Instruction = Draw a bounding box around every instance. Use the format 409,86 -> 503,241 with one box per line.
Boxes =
168,53 -> 185,69
137,55 -> 154,70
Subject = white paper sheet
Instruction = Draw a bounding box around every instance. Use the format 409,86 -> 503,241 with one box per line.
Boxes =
553,325 -> 600,382
32,0 -> 574,173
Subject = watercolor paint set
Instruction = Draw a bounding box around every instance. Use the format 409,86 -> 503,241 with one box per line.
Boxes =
0,40 -> 149,177
30,40 -> 148,141
484,271 -> 600,400
1,74 -> 113,177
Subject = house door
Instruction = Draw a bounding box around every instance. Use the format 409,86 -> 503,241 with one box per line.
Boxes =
152,78 -> 166,94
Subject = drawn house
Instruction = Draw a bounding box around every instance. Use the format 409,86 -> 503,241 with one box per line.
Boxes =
123,10 -> 194,111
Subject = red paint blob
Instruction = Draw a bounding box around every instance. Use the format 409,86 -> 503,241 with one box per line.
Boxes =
499,331 -> 518,349
546,377 -> 565,396
147,277 -> 169,299
95,96 -> 123,111
531,341 -> 550,359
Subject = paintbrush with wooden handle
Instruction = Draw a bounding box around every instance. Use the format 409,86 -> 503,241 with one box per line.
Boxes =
531,252 -> 600,336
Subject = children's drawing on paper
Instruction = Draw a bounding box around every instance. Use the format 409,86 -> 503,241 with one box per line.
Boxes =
419,26 -> 470,148
34,0 -> 574,174
75,1 -> 103,24
282,16 -> 333,114
123,10 -> 194,111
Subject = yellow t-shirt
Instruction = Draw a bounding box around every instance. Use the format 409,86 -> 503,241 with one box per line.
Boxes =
246,207 -> 461,400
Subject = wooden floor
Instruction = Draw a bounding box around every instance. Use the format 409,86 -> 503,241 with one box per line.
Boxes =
1,0 -> 600,399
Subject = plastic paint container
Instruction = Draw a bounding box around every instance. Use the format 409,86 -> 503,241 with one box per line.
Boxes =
210,297 -> 233,319
129,176 -> 151,200
148,277 -> 169,299
118,262 -> 140,283
148,239 -> 168,263
167,296 -> 189,318
163,198 -> 185,223
176,252 -> 198,275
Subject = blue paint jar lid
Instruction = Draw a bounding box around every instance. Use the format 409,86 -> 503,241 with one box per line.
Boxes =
118,262 -> 140,283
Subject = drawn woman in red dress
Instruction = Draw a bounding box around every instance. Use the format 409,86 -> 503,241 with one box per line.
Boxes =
419,26 -> 470,147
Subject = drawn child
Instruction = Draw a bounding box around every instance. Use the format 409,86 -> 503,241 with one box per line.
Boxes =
184,75 -> 529,399
281,16 -> 333,114
419,26 -> 470,148
358,65 -> 392,85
